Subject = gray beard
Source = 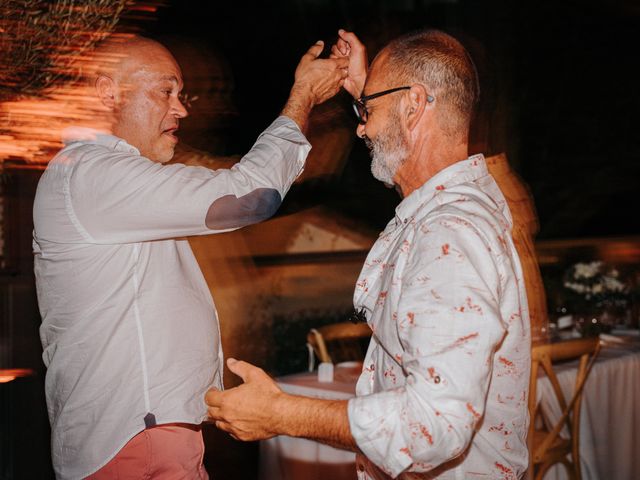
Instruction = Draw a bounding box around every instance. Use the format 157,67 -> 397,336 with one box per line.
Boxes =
365,125 -> 408,185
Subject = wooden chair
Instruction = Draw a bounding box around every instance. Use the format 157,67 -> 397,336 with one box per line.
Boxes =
527,337 -> 601,480
307,322 -> 372,365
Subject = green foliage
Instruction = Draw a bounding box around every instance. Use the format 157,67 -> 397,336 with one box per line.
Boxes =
0,0 -> 129,100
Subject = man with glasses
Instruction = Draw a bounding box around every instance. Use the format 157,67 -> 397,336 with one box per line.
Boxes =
207,29 -> 530,479
33,35 -> 348,479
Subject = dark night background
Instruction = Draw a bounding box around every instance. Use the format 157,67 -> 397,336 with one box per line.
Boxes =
145,0 -> 640,240
2,1 -> 639,479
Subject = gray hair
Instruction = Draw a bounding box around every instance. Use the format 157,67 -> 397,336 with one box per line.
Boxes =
384,29 -> 479,135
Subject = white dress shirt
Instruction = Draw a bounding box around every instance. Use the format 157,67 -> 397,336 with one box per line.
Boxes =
348,155 -> 531,479
33,117 -> 309,480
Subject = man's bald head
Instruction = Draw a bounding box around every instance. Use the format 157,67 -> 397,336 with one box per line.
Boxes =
88,35 -> 174,83
90,34 -> 188,162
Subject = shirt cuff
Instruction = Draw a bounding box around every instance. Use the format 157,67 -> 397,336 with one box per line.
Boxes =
348,391 -> 413,478
262,115 -> 311,177
269,115 -> 311,145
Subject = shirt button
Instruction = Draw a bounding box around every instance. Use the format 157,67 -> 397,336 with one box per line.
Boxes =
357,462 -> 365,472
434,376 -> 441,384
403,218 -> 408,224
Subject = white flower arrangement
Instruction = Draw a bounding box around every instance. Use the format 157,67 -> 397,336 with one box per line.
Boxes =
563,260 -> 629,311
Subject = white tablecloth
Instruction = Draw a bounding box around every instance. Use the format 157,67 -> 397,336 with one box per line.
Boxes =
536,340 -> 640,480
259,343 -> 640,480
259,363 -> 359,480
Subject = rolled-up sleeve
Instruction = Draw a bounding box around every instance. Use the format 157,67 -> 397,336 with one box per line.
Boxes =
348,214 -> 508,477
68,116 -> 309,244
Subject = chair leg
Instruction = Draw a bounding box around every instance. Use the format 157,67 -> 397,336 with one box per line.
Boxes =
560,459 -> 577,480
534,462 -> 551,480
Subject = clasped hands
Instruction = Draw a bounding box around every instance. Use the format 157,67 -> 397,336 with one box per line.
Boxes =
291,29 -> 367,105
282,29 -> 368,129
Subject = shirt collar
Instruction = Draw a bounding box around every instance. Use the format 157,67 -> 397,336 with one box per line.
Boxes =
61,127 -> 140,155
395,153 -> 487,224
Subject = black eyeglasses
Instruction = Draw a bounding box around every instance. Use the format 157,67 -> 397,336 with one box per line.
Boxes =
352,86 -> 434,124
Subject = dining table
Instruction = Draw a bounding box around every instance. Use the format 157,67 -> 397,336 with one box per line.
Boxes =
537,330 -> 640,480
258,332 -> 640,480
258,361 -> 360,480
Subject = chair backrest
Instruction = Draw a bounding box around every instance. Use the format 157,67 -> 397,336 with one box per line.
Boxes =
307,322 -> 372,365
527,337 -> 601,480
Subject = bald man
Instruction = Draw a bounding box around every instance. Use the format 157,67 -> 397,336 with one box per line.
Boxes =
33,35 -> 347,479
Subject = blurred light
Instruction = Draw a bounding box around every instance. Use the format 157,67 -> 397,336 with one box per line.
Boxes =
0,1 -> 164,164
0,369 -> 34,383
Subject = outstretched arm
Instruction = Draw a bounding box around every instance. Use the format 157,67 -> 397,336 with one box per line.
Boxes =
205,358 -> 357,450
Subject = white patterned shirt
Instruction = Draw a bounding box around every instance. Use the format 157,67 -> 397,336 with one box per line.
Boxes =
347,155 -> 531,480
33,116 -> 309,480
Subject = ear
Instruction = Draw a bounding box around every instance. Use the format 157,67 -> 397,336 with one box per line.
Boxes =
403,84 -> 432,132
95,75 -> 117,109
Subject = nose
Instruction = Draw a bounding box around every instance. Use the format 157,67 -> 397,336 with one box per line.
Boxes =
356,123 -> 366,139
173,96 -> 188,119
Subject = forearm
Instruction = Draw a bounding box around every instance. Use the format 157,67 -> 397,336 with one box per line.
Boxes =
281,86 -> 314,134
273,393 -> 357,451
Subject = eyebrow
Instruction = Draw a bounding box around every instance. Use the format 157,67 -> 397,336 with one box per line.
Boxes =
158,74 -> 183,89
159,75 -> 179,83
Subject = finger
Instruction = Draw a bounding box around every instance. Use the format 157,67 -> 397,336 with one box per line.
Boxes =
340,30 -> 367,58
338,29 -> 361,46
204,388 -> 223,407
214,420 -> 231,432
227,358 -> 257,382
206,408 -> 221,421
332,56 -> 349,69
332,42 -> 349,56
330,45 -> 343,58
336,36 -> 350,55
303,40 -> 325,61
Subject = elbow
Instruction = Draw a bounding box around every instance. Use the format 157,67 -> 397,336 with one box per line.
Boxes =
402,391 -> 477,472
407,425 -> 473,473
205,188 -> 282,230
400,427 -> 473,475
251,188 -> 281,223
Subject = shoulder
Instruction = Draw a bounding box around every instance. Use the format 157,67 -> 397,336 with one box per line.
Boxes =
415,186 -> 512,251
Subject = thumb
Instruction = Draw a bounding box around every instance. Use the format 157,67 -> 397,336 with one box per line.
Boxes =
226,358 -> 253,382
303,40 -> 325,61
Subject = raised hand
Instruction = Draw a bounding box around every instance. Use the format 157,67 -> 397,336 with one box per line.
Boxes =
294,40 -> 349,105
330,29 -> 368,99
282,40 -> 349,131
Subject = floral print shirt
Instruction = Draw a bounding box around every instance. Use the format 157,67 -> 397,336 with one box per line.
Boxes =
347,155 -> 531,479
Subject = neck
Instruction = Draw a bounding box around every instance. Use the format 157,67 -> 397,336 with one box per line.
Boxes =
394,136 -> 469,198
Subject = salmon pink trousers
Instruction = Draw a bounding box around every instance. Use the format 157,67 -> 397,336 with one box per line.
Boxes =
86,424 -> 209,479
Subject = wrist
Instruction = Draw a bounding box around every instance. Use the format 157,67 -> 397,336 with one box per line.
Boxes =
271,392 -> 300,436
281,85 -> 314,132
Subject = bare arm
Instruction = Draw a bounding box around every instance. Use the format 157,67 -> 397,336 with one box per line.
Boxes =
205,358 -> 357,450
